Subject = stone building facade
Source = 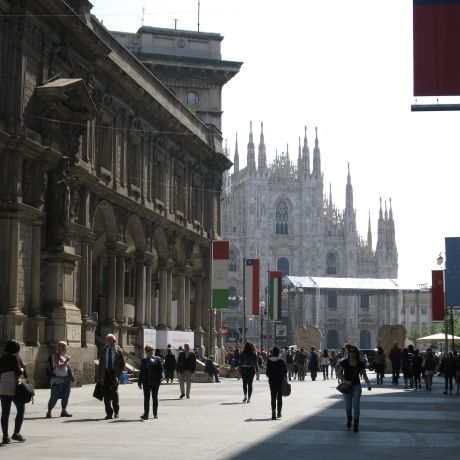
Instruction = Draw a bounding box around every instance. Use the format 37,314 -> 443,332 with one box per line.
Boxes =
221,123 -> 429,348
0,0 -> 239,386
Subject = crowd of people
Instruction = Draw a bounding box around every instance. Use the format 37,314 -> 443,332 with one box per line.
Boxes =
1,337 -> 460,444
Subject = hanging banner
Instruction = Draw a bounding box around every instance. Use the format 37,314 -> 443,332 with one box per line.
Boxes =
431,270 -> 445,321
413,0 -> 460,96
268,271 -> 282,321
212,241 -> 229,309
445,237 -> 460,307
244,258 -> 260,316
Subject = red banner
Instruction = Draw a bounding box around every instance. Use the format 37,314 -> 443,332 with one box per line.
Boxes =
413,1 -> 460,96
431,270 -> 445,321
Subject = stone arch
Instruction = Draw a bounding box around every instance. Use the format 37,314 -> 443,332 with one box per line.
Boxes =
274,196 -> 293,235
173,237 -> 186,266
125,214 -> 145,252
92,200 -> 118,243
153,227 -> 169,261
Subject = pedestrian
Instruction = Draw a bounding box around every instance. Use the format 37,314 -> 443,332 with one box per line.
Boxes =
0,339 -> 27,444
389,342 -> 401,385
321,349 -> 330,380
46,341 -> 73,418
308,347 -> 320,381
373,346 -> 386,385
177,343 -> 196,399
329,350 -> 338,379
138,346 -> 163,419
441,351 -> 456,395
423,348 -> 437,391
295,347 -> 308,381
97,334 -> 125,419
164,348 -> 176,384
411,349 -> 423,390
285,347 -> 295,381
454,351 -> 460,396
204,356 -> 221,382
337,345 -> 372,432
401,347 -> 413,389
238,341 -> 259,403
230,348 -> 240,379
266,346 -> 287,420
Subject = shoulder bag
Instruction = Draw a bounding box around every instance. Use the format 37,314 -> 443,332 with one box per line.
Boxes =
16,381 -> 35,404
281,376 -> 291,397
336,362 -> 360,394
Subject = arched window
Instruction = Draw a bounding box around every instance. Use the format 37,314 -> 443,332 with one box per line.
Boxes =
327,330 -> 339,349
229,248 -> 238,272
275,200 -> 289,235
326,253 -> 337,275
277,257 -> 289,276
359,330 -> 371,349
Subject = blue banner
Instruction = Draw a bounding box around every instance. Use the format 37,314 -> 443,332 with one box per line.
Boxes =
445,237 -> 460,307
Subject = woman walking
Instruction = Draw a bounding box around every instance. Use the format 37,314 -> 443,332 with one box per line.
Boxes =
337,346 -> 372,432
329,350 -> 338,379
0,340 -> 27,444
423,348 -> 437,391
412,349 -> 423,390
266,346 -> 287,419
321,349 -> 330,380
46,341 -> 73,418
373,346 -> 386,385
138,347 -> 163,419
238,341 -> 259,403
164,348 -> 176,384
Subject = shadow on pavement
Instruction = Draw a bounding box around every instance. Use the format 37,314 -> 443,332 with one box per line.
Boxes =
62,418 -> 105,423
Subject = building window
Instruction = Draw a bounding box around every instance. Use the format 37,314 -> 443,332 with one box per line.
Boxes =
360,293 -> 370,309
328,291 -> 337,310
186,90 -> 199,107
326,253 -> 337,275
401,306 -> 405,315
277,257 -> 289,276
130,143 -> 141,188
360,330 -> 371,349
275,200 -> 288,235
421,306 -> 427,315
327,330 -> 339,349
410,306 -> 416,315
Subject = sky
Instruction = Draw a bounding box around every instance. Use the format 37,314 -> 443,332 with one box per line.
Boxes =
91,0 -> 460,286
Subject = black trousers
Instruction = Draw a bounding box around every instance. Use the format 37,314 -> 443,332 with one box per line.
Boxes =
1,396 -> 25,437
241,368 -> 255,398
269,384 -> 282,414
143,384 -> 160,416
103,371 -> 119,417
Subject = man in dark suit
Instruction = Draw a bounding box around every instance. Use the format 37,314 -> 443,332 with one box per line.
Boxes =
176,342 -> 196,399
98,334 -> 125,419
138,346 -> 163,419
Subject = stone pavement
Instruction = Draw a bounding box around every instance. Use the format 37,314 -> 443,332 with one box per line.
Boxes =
1,372 -> 459,460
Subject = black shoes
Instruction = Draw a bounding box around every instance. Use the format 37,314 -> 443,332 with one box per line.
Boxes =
12,433 -> 25,442
353,419 -> 359,432
179,394 -> 185,399
347,416 -> 352,429
2,436 -> 10,444
271,411 -> 276,420
104,414 -> 113,420
60,410 -> 72,417
140,414 -> 148,420
242,396 -> 247,402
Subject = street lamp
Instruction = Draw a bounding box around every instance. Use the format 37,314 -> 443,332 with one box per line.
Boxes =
283,281 -> 304,344
259,301 -> 266,352
229,295 -> 244,345
437,253 -> 454,352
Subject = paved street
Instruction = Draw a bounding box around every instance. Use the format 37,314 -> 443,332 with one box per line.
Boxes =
1,372 -> 459,460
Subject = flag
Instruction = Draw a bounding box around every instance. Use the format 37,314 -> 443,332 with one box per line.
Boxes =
431,270 -> 445,321
268,271 -> 282,321
244,258 -> 260,316
445,237 -> 460,307
212,241 -> 229,309
413,0 -> 460,96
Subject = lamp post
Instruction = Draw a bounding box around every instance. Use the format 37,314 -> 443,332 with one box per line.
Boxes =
437,253 -> 450,353
229,295 -> 243,346
282,281 -> 304,345
259,301 -> 265,352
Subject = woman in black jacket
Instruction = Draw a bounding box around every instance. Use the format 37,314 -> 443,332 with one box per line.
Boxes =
138,346 -> 164,420
266,346 -> 287,420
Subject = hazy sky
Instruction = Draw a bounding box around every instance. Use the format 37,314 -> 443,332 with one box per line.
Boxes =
91,0 -> 460,285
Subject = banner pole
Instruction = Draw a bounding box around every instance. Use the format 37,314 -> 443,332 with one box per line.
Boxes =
243,257 -> 246,344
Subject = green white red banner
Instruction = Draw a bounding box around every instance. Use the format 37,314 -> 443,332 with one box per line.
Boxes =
212,241 -> 229,309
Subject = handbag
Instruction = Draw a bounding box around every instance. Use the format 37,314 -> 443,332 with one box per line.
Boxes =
93,382 -> 104,401
336,382 -> 352,394
281,377 -> 291,397
16,381 -> 35,404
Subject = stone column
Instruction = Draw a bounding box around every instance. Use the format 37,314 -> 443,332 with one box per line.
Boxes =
184,266 -> 191,330
80,238 -> 95,347
115,250 -> 126,324
166,260 -> 174,329
176,268 -> 185,330
192,276 -> 203,331
105,244 -> 117,325
157,263 -> 168,330
8,217 -> 19,313
134,253 -> 145,326
144,259 -> 152,327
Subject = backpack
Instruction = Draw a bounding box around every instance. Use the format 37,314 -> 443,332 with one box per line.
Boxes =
45,353 -> 56,378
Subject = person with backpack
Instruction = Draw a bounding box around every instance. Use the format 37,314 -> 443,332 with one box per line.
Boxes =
0,339 -> 27,444
138,346 -> 164,419
266,346 -> 287,420
46,341 -> 73,418
285,347 -> 295,381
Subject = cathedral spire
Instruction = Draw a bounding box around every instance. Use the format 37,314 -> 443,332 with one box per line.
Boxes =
258,121 -> 267,174
302,126 -> 310,176
313,126 -> 321,178
297,136 -> 302,176
247,121 -> 256,173
345,162 -> 354,210
328,183 -> 333,216
234,132 -> 239,173
367,211 -> 373,254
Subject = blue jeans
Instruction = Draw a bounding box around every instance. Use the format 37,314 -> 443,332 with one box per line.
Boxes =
47,379 -> 71,411
343,384 -> 362,420
240,368 -> 255,398
1,395 -> 25,437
